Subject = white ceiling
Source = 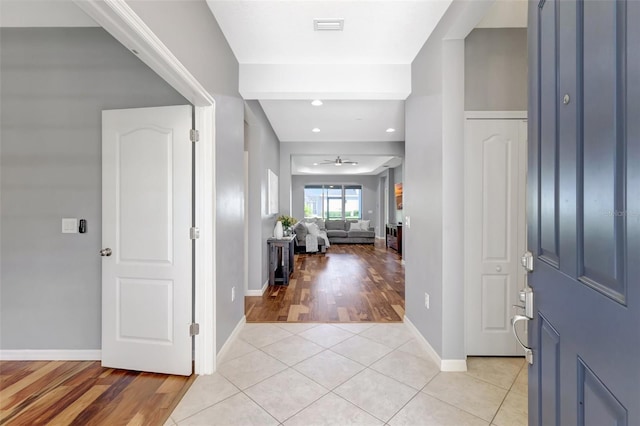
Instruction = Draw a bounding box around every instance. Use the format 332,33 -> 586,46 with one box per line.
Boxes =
291,155 -> 403,175
206,0 -> 452,65
260,100 -> 404,143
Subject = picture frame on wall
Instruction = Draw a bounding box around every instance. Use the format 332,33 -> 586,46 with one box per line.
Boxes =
395,182 -> 403,210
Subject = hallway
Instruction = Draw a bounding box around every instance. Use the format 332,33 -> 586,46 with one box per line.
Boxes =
246,241 -> 404,322
168,323 -> 527,425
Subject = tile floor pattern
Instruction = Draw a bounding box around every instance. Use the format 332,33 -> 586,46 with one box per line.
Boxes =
167,323 -> 528,426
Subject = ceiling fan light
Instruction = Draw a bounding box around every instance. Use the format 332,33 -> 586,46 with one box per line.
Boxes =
335,162 -> 342,166
311,100 -> 323,106
352,162 -> 358,166
313,162 -> 319,166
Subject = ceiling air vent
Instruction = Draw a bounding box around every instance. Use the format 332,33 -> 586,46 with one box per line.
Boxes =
314,19 -> 344,31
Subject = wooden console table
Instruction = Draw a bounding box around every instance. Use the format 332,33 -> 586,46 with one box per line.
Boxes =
386,223 -> 403,255
267,235 -> 295,286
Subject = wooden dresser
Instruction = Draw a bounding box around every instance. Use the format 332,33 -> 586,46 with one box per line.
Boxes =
386,223 -> 402,255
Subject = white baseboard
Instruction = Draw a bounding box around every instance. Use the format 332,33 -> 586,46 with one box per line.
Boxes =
404,317 -> 467,372
0,349 -> 101,361
216,315 -> 246,369
245,280 -> 268,297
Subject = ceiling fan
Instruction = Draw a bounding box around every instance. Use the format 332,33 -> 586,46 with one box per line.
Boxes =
320,156 -> 358,166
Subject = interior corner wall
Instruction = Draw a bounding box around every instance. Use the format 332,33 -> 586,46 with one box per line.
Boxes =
441,39 -> 466,360
404,0 -> 479,362
0,27 -> 188,350
464,28 -> 528,111
245,101 -> 280,292
213,95 -> 245,349
126,0 -> 245,352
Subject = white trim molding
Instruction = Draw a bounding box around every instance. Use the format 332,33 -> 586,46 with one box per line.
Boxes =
0,350 -> 101,361
73,0 -> 214,107
246,281 -> 269,297
404,317 -> 467,372
215,316 -> 246,370
464,111 -> 528,120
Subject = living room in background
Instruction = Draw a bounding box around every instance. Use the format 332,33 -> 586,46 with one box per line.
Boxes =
304,184 -> 362,220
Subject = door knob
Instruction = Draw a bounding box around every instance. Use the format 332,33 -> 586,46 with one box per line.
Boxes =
100,248 -> 112,257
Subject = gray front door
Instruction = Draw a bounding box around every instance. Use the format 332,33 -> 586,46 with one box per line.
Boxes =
528,0 -> 639,424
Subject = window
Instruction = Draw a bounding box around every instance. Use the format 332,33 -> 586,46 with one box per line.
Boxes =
304,185 -> 362,220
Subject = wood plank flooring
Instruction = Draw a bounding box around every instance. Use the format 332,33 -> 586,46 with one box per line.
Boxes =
246,240 -> 405,322
0,361 -> 194,425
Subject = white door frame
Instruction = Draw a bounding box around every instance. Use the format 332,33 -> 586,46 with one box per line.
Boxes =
463,110 -> 527,356
73,0 -> 217,374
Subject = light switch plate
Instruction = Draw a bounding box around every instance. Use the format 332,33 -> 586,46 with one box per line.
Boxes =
62,218 -> 78,233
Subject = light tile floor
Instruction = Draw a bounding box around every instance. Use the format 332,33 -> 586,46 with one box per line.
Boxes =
167,323 -> 528,426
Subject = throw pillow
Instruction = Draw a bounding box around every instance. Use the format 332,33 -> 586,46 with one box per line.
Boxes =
358,220 -> 370,231
307,222 -> 320,236
293,222 -> 307,239
349,222 -> 361,231
316,219 -> 326,230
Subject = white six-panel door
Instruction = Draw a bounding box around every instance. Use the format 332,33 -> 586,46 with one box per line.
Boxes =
102,105 -> 192,375
465,118 -> 527,356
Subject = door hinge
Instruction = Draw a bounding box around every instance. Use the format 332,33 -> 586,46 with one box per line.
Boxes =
189,323 -> 200,336
190,227 -> 200,240
190,129 -> 199,142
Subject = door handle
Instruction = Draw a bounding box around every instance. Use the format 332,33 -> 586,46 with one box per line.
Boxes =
512,314 -> 533,364
100,248 -> 112,257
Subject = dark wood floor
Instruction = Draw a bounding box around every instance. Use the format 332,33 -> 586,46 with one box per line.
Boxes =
246,240 -> 405,322
0,361 -> 194,425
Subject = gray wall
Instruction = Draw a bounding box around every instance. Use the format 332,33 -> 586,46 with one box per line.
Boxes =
404,1 -> 469,360
245,101 -> 280,292
465,28 -> 527,111
129,1 -> 246,352
291,175 -> 379,230
128,0 -> 239,97
0,28 -> 189,350
214,95 -> 245,345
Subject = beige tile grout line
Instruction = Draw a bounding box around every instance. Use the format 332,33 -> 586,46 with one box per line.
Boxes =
488,359 -> 528,425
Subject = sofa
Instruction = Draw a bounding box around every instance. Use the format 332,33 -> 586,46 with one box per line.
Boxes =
293,218 -> 375,253
293,219 -> 327,253
325,220 -> 376,244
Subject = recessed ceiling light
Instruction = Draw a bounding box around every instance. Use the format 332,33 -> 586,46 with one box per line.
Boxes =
313,162 -> 319,166
311,100 -> 323,106
312,128 -> 321,133
386,128 -> 396,133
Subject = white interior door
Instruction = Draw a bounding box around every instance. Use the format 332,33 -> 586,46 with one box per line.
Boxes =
102,105 -> 192,375
465,118 -> 527,356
